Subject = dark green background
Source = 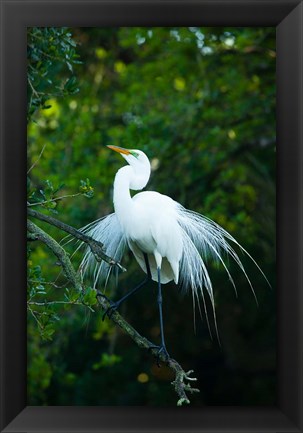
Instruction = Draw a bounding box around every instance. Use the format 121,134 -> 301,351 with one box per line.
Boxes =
27,27 -> 276,406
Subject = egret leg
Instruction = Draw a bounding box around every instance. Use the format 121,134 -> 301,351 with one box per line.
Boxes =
157,267 -> 169,356
149,267 -> 170,365
100,253 -> 152,320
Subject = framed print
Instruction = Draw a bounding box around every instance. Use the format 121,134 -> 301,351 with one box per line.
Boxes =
1,0 -> 302,432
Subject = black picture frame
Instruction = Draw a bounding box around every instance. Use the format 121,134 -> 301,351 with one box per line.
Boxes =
1,1 -> 302,432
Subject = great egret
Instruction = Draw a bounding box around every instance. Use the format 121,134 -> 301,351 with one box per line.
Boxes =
80,145 -> 267,359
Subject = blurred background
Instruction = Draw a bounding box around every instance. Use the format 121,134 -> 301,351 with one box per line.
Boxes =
27,27 -> 276,406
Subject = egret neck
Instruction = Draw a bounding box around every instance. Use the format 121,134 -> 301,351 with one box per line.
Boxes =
112,165 -> 150,231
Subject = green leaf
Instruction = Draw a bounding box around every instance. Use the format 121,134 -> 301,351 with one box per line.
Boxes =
82,287 -> 97,306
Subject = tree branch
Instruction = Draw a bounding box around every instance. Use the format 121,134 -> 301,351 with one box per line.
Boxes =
28,300 -> 95,312
96,294 -> 200,405
27,219 -> 82,292
27,144 -> 46,174
27,218 -> 200,405
27,208 -> 126,271
27,192 -> 82,207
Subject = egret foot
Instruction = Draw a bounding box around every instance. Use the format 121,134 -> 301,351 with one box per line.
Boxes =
95,292 -> 120,320
148,344 -> 170,367
102,300 -> 121,321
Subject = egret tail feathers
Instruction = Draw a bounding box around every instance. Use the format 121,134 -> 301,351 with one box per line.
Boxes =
176,205 -> 268,336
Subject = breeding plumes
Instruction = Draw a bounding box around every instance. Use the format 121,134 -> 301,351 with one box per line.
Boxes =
80,145 -> 268,359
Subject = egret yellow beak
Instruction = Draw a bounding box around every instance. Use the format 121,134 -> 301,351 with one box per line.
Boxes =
107,145 -> 131,155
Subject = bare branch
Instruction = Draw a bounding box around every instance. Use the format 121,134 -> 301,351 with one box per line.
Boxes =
27,208 -> 126,271
28,300 -> 95,312
27,219 -> 82,292
27,144 -> 47,174
28,192 -> 82,207
170,367 -> 200,406
28,279 -> 66,289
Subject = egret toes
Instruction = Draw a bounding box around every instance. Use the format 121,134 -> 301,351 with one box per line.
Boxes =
96,292 -> 120,320
102,300 -> 122,320
148,344 -> 170,366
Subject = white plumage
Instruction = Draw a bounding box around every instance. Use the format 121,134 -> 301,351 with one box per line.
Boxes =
80,146 -> 267,345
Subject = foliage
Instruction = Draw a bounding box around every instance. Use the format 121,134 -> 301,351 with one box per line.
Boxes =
27,27 -> 81,122
27,27 -> 276,406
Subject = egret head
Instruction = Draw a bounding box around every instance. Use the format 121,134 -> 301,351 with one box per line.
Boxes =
107,145 -> 151,190
107,145 -> 149,166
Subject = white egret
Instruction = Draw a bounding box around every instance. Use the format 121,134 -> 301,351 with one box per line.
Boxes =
80,145 -> 268,359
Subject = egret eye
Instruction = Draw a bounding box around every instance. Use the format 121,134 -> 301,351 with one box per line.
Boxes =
130,150 -> 139,159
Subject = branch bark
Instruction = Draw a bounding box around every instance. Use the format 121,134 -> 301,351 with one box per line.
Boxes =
27,219 -> 82,292
27,208 -> 126,271
27,216 -> 200,405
